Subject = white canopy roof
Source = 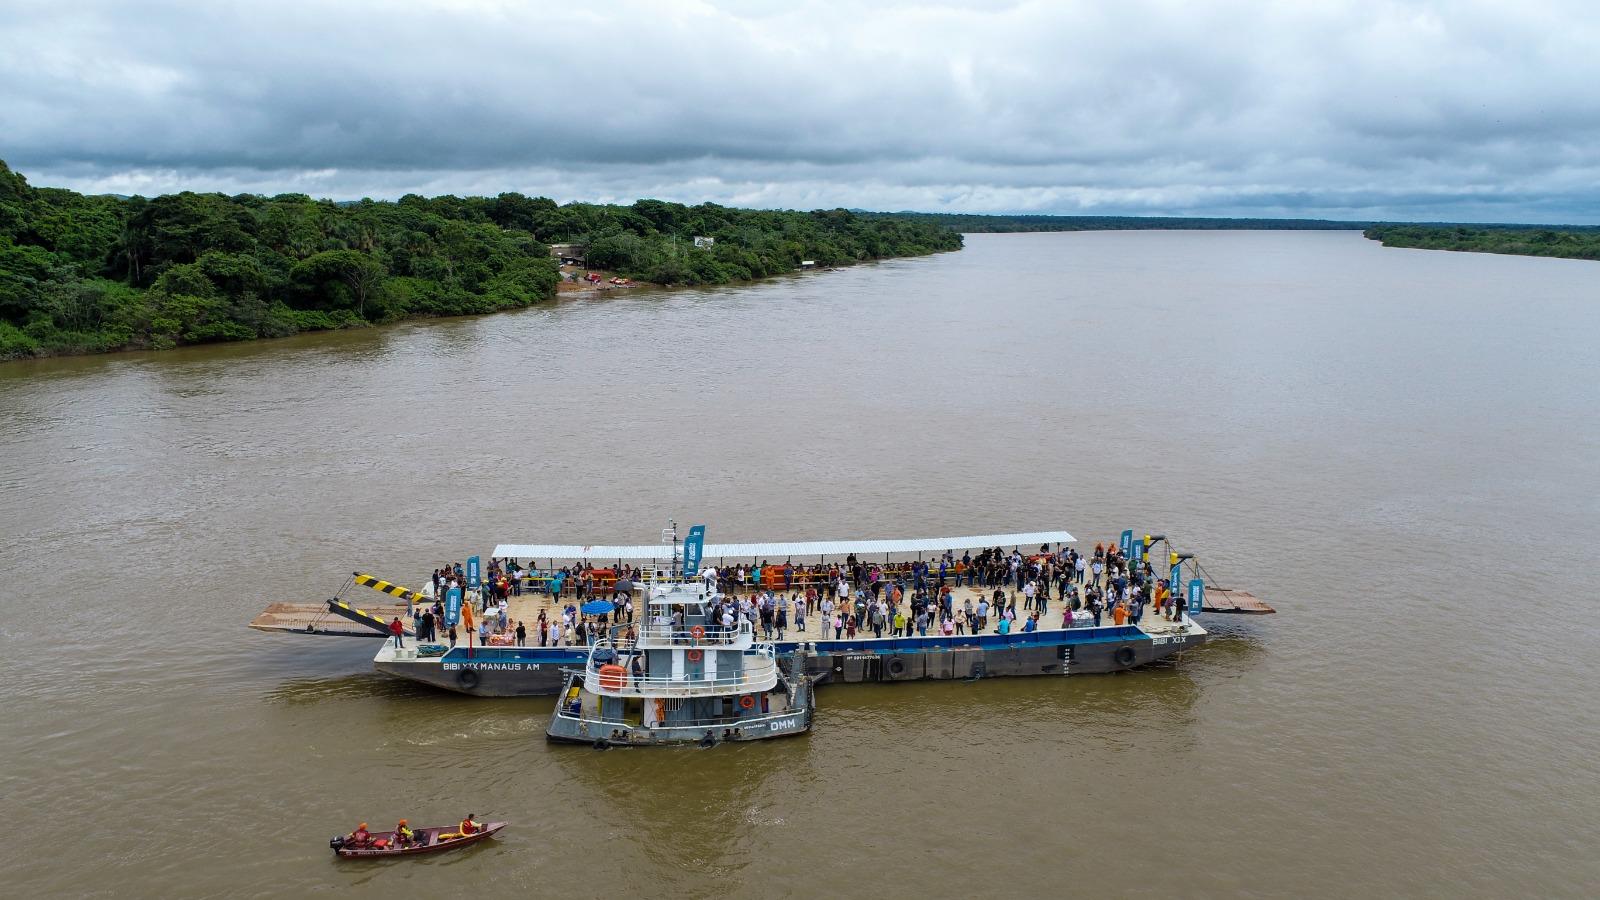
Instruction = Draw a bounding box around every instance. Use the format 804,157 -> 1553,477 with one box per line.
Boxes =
494,531 -> 1075,561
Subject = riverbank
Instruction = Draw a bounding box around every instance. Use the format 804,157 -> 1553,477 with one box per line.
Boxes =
1364,224 -> 1600,261
0,158 -> 962,362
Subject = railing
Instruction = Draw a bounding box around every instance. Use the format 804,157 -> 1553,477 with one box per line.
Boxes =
583,661 -> 779,697
634,622 -> 752,647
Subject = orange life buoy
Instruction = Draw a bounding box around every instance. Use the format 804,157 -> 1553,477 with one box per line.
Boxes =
689,625 -> 705,641
738,694 -> 755,710
686,648 -> 703,662
597,663 -> 626,690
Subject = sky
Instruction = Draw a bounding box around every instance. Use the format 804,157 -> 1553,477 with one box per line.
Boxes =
2,0 -> 1597,224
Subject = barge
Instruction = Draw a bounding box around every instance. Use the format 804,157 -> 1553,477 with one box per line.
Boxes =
253,530 -> 1268,699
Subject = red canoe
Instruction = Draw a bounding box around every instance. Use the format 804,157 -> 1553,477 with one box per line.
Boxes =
332,822 -> 507,858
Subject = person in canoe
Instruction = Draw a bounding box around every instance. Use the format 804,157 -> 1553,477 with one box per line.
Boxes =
394,819 -> 416,848
346,822 -> 374,849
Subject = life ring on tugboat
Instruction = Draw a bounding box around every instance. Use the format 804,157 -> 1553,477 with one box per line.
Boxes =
597,664 -> 627,690
738,694 -> 756,710
1114,646 -> 1136,668
686,649 -> 703,662
456,667 -> 481,690
689,625 -> 706,641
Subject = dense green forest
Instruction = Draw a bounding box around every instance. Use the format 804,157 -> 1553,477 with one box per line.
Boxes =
0,159 -> 961,359
1363,224 -> 1600,261
863,212 -> 1371,232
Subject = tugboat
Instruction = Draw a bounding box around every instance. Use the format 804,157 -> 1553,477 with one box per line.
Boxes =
546,580 -> 814,746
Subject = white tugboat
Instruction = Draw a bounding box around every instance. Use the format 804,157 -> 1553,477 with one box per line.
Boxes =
546,579 -> 815,746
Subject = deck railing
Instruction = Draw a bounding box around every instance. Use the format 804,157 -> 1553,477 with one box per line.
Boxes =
632,622 -> 752,647
582,661 -> 779,697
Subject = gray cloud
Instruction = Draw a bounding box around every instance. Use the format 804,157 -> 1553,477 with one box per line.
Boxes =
2,0 -> 1597,222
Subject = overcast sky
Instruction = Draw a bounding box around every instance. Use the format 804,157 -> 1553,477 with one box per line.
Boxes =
3,0 -> 1597,223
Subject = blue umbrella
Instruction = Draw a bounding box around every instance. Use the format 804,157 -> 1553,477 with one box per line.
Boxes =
581,600 -> 615,616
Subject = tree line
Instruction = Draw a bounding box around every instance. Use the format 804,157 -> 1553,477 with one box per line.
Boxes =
863,212 -> 1372,232
1363,224 -> 1600,261
0,159 -> 962,359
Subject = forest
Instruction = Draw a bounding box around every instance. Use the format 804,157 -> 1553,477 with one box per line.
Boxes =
0,159 -> 961,359
1363,224 -> 1600,261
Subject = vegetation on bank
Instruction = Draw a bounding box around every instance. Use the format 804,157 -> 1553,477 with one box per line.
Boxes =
0,159 -> 961,359
862,212 -> 1371,232
1363,224 -> 1600,261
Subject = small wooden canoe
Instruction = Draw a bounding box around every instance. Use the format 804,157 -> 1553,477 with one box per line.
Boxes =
332,822 -> 506,858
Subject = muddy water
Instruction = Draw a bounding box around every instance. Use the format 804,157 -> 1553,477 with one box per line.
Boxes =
2,231 -> 1597,897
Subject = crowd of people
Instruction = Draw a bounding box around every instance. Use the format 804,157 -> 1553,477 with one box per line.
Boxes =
398,543 -> 1186,650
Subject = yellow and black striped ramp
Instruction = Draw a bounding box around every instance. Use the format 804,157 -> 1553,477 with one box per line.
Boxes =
352,572 -> 423,603
325,599 -> 413,636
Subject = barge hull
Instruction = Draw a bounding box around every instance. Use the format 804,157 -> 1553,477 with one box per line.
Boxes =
371,622 -> 1205,696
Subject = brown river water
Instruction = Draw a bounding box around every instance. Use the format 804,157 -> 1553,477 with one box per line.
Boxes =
2,231 -> 1597,898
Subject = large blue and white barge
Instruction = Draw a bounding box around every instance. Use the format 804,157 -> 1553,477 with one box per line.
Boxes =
251,530 -> 1271,699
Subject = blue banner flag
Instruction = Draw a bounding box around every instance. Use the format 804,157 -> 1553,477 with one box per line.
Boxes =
1119,529 -> 1133,558
1186,579 -> 1205,615
682,525 -> 706,577
467,556 -> 481,589
445,586 -> 462,626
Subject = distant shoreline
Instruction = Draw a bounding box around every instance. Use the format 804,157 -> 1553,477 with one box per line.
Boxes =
1363,224 -> 1600,262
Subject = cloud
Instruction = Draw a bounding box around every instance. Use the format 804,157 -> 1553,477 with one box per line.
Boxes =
2,0 -> 1597,222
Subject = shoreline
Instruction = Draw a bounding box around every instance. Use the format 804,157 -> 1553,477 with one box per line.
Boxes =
0,251 -> 947,367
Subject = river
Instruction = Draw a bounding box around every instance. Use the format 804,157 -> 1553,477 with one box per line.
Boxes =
2,231 -> 1597,897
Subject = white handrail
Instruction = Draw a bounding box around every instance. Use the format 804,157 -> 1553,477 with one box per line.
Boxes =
583,662 -> 779,697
